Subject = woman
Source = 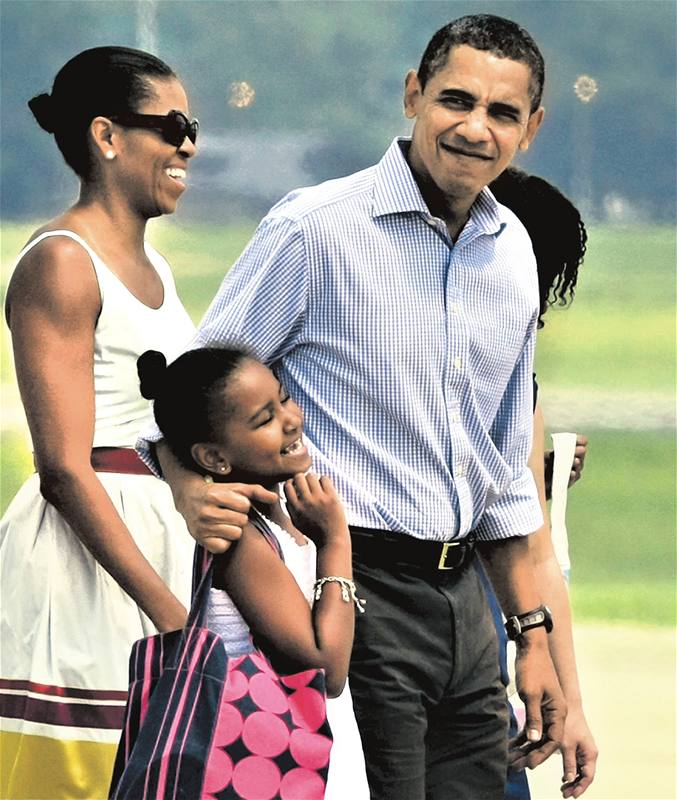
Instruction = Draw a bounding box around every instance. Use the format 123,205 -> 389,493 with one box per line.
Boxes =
0,46 -> 198,799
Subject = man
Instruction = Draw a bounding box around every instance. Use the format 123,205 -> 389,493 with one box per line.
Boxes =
151,14 -> 566,799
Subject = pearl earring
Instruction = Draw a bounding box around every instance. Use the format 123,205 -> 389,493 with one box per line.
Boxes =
105,150 -> 115,160
219,465 -> 227,473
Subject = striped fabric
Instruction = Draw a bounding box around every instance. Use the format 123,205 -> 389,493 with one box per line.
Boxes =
140,137 -> 543,542
0,679 -> 127,733
0,678 -> 126,797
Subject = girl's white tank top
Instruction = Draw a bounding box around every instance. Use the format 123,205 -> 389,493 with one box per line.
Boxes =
14,230 -> 196,448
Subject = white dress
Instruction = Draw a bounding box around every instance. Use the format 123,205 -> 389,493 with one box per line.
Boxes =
206,515 -> 369,799
0,231 -> 197,799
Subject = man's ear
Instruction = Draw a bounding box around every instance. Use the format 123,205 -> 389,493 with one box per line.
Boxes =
190,443 -> 232,477
403,69 -> 422,119
519,106 -> 545,152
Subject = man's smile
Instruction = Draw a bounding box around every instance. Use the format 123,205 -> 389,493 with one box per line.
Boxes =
440,142 -> 494,161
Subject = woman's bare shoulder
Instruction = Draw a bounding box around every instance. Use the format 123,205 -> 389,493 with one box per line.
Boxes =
7,219 -> 100,323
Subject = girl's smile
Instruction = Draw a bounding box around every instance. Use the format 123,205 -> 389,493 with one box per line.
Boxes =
209,359 -> 312,484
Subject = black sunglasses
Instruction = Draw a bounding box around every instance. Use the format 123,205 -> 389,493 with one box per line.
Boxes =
110,109 -> 199,147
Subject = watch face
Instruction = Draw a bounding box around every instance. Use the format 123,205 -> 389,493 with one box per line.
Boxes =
505,605 -> 553,639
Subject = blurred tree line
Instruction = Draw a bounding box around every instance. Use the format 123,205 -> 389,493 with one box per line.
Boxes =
1,0 -> 675,221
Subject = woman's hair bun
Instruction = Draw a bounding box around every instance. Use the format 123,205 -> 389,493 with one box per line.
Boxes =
28,93 -> 58,134
137,350 -> 168,400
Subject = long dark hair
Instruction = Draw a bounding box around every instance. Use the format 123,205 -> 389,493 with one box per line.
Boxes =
490,167 -> 587,328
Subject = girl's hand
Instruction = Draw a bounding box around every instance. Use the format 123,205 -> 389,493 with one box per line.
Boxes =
283,473 -> 348,545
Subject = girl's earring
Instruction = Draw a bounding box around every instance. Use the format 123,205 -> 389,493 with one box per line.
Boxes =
105,150 -> 116,161
219,465 -> 227,473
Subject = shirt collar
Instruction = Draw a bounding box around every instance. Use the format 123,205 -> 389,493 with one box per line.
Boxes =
372,137 -> 506,238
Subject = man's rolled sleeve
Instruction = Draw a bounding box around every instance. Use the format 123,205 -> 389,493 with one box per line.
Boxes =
474,467 -> 543,541
136,424 -> 164,477
135,213 -> 308,477
474,320 -> 543,541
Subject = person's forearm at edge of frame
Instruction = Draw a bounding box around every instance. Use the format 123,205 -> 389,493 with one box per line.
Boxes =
527,403 -> 597,798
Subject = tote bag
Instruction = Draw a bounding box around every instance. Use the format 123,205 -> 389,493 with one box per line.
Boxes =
109,520 -> 333,800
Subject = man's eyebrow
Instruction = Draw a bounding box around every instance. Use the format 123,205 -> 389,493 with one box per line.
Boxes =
488,101 -> 523,117
438,88 -> 476,101
437,89 -> 524,118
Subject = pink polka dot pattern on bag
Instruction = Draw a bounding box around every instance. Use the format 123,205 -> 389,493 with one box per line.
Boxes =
280,768 -> 326,799
202,652 -> 332,798
212,701 -> 243,747
243,711 -> 290,757
289,687 -> 326,732
233,755 -> 282,799
201,748 -> 233,795
289,729 -> 332,770
249,673 -> 290,714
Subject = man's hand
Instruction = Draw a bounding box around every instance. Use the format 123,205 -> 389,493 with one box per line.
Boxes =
180,476 -> 279,553
157,440 -> 279,552
509,636 -> 567,772
558,706 -> 598,798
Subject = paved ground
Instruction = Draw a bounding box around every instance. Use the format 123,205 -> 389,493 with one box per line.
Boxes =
540,388 -> 675,432
527,623 -> 676,800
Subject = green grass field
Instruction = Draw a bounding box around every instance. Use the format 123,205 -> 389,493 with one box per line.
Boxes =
2,221 -> 675,628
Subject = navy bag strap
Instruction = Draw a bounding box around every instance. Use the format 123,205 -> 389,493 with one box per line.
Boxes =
180,508 -> 285,647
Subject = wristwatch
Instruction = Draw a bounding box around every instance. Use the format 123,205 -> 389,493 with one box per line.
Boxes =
505,604 -> 554,641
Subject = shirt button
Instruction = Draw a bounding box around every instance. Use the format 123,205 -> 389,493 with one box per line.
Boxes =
454,357 -> 463,369
457,464 -> 465,477
451,303 -> 460,315
451,412 -> 461,423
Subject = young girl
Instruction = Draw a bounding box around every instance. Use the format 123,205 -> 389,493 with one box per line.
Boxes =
136,346 -> 360,793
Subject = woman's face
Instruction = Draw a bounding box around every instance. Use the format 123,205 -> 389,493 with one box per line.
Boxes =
113,77 -> 197,218
214,360 -> 312,486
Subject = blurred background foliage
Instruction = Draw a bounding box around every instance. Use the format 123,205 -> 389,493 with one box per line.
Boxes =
2,0 -> 676,221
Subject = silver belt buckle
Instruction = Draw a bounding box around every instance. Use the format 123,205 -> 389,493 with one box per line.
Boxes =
438,541 -> 461,570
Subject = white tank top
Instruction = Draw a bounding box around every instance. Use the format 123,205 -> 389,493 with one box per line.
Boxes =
14,230 -> 196,448
206,515 -> 316,655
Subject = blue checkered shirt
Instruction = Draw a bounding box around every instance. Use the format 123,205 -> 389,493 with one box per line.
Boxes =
141,138 -> 543,541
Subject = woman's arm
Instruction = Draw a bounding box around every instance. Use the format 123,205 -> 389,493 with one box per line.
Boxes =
6,237 -> 187,632
528,402 -> 597,798
216,474 -> 354,697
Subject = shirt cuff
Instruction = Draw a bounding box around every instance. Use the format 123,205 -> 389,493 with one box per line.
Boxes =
135,423 -> 164,479
473,469 -> 543,541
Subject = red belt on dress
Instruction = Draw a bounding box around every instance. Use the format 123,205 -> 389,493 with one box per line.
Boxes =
90,447 -> 153,475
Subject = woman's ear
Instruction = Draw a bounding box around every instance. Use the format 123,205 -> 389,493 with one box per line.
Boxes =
190,443 -> 232,477
90,116 -> 117,162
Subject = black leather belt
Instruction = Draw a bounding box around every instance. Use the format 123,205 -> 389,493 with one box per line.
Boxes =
350,527 -> 475,573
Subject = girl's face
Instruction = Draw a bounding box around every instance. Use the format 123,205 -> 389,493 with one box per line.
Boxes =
113,77 -> 196,218
214,360 -> 311,485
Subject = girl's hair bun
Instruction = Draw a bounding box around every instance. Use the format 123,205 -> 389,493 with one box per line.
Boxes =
28,93 -> 58,134
137,350 -> 168,399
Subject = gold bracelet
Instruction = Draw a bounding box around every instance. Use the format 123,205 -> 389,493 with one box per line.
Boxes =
313,576 -> 366,613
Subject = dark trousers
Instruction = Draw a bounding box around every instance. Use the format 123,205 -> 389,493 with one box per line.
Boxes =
349,542 -> 509,800
476,562 -> 531,800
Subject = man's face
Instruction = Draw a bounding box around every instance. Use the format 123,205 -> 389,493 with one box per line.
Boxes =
404,44 -> 544,205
